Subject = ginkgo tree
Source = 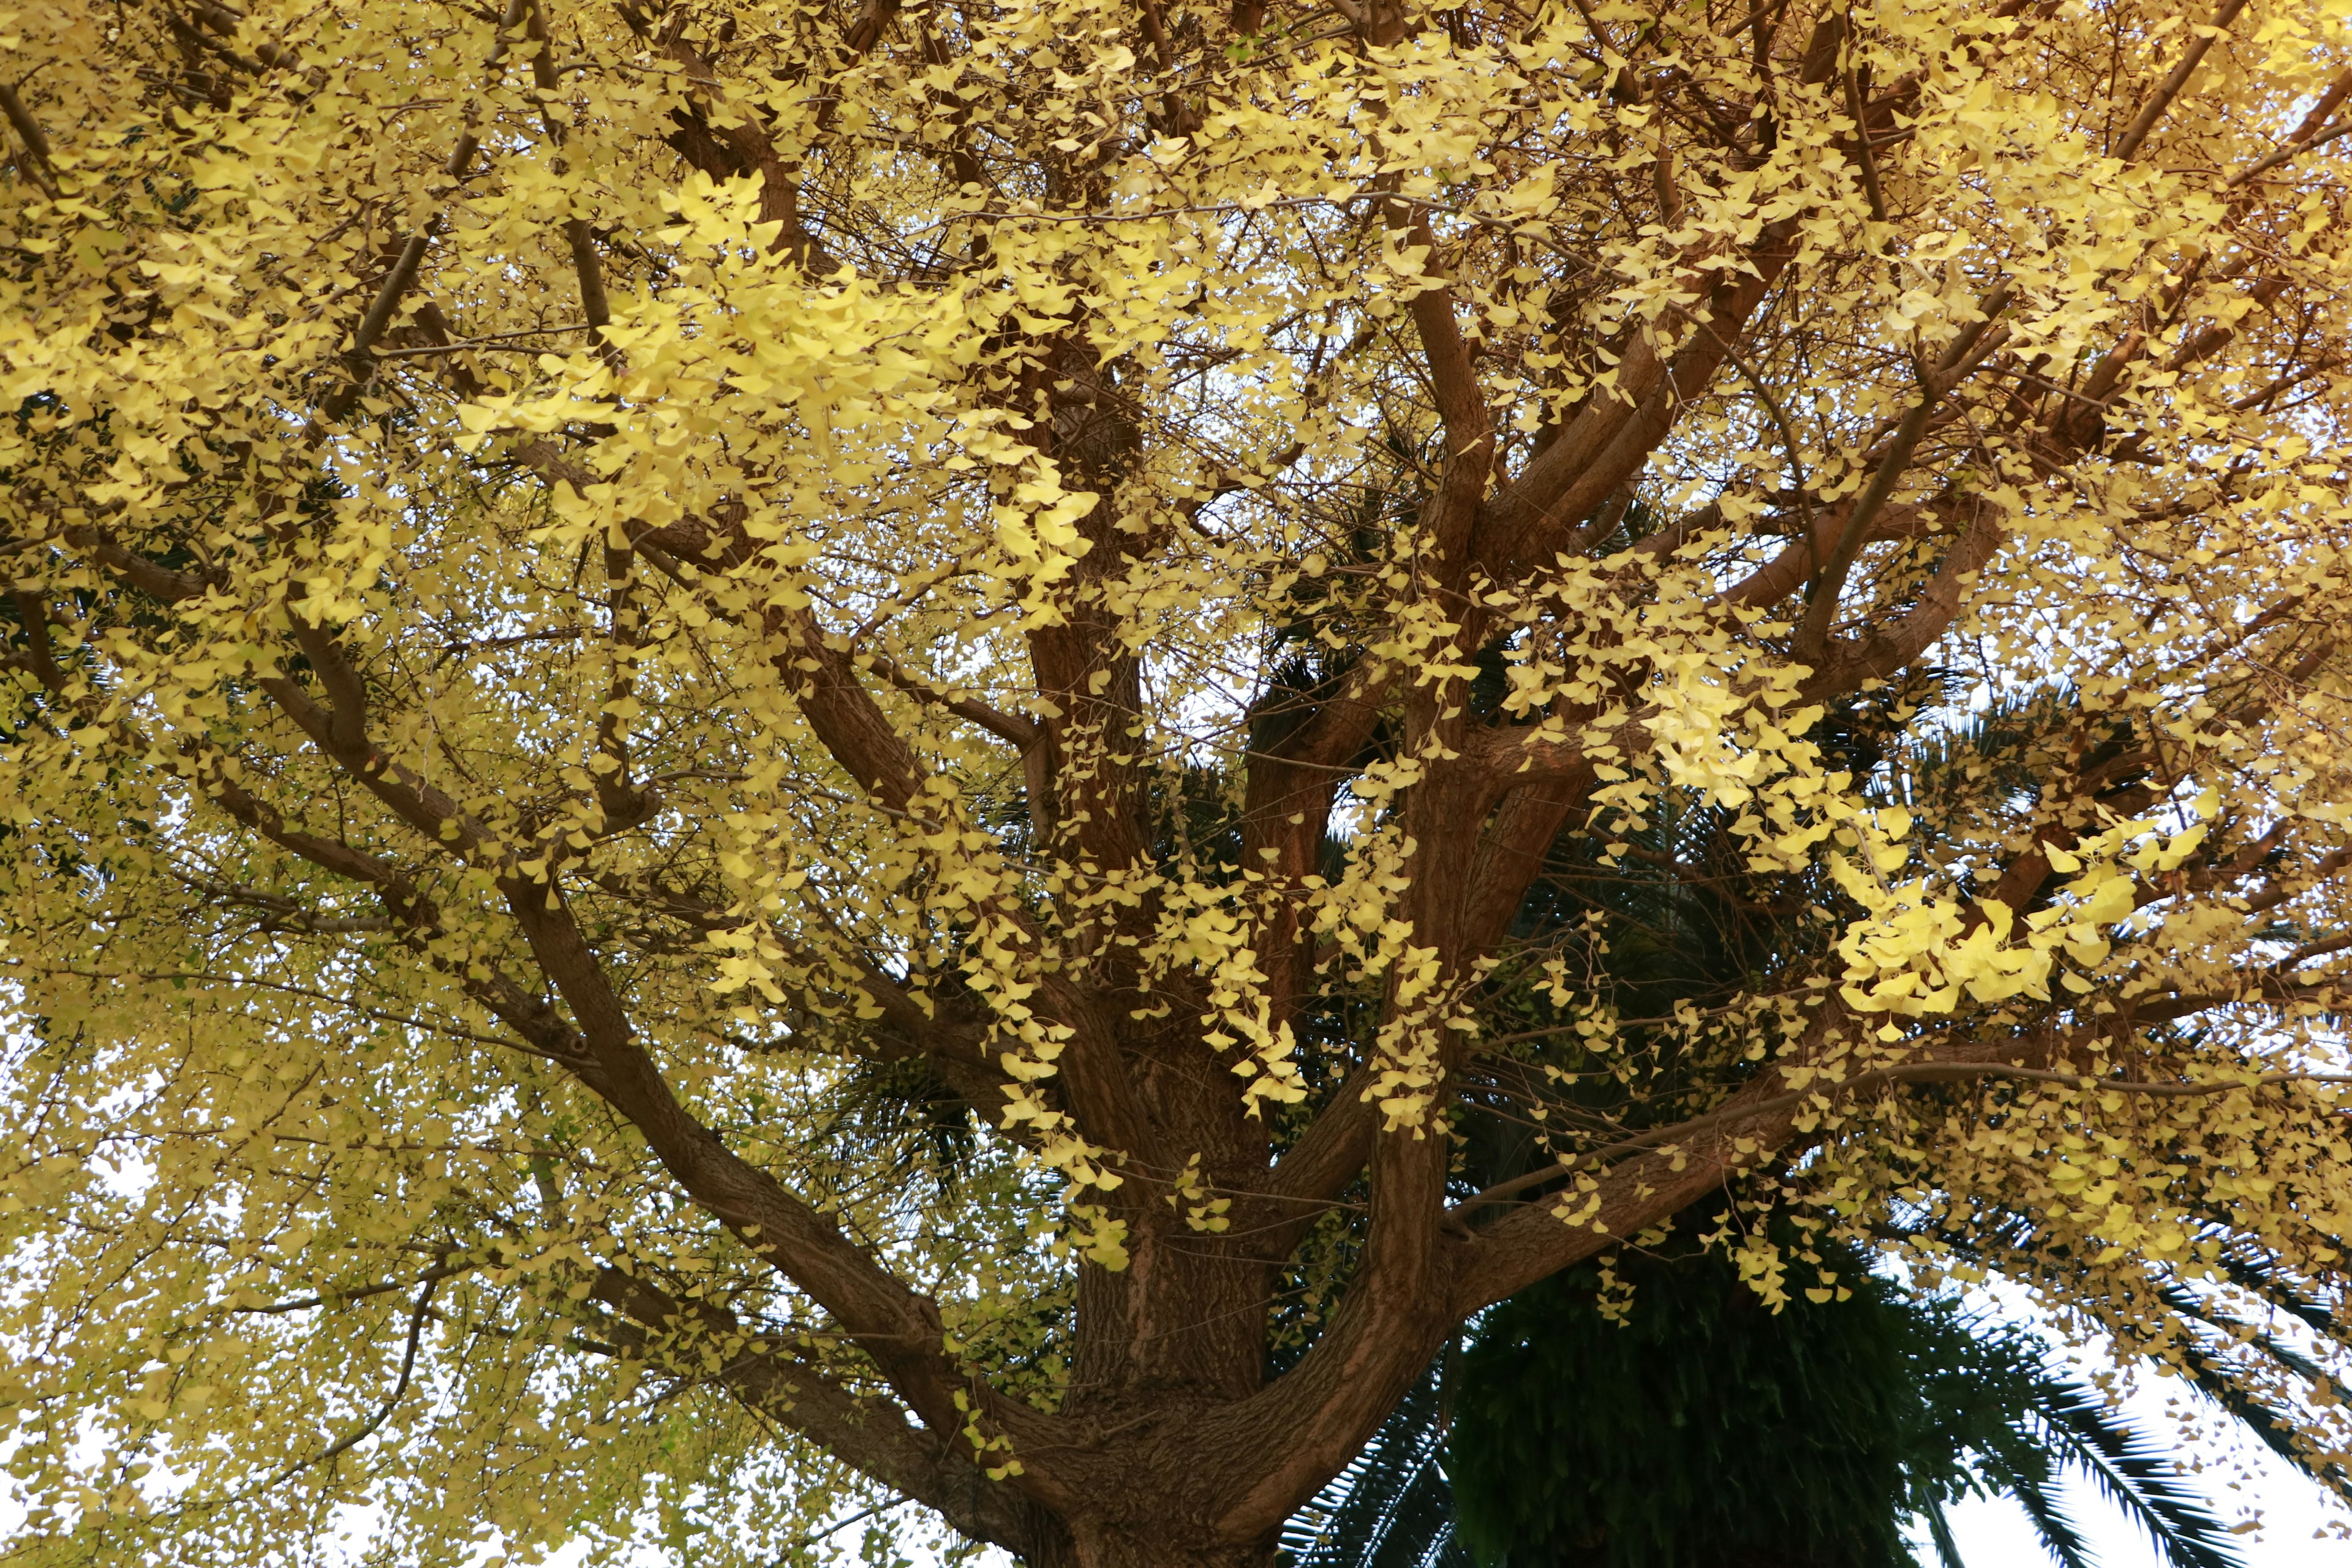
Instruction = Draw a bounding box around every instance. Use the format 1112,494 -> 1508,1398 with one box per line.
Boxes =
5,0 -> 2352,1562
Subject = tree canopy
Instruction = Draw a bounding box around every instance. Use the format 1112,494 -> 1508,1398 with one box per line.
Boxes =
5,0 -> 2352,1564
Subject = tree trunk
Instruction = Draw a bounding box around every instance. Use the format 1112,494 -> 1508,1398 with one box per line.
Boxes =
1028,1516 -> 1279,1568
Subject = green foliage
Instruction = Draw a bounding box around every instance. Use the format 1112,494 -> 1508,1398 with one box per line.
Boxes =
1290,1237 -> 2253,1568
1452,1242 -> 1987,1568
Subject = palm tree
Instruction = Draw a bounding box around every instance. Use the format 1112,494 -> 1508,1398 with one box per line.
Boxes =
1278,1235 -> 2258,1568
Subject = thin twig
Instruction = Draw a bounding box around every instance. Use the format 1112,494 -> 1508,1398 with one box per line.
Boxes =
778,1499 -> 909,1558
232,1256 -> 480,1315
274,1276 -> 440,1478
372,322 -> 595,358
2228,118 -> 2352,189
899,191 -> 1461,236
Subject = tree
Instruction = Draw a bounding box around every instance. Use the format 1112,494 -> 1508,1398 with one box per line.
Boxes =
1285,1240 -> 2268,1568
4,0 -> 2352,1564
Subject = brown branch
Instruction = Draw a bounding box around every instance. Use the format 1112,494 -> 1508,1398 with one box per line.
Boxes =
251,662 -> 494,862
2229,116 -> 2352,189
203,769 -> 423,899
197,611 -> 1028,1462
862,648 -> 1041,751
271,1276 -> 440,1479
2111,0 -> 2251,162
6,590 -> 64,689
233,1255 -> 480,1314
497,872 -> 1058,1471
587,1265 -> 1054,1554
522,0 -> 613,343
1261,1063 -> 1379,1218
371,322 -> 593,358
0,80 -> 59,199
1802,492 -> 2006,692
2243,846 -> 2352,916
1793,281 -> 2011,656
1843,67 -> 1887,222
1395,213 -> 1495,575
1447,1061 -> 2352,1218
61,522 -> 213,603
516,458 -> 940,818
771,604 -> 932,812
2227,67 -> 2352,187
317,0 -> 533,424
1472,235 -> 1796,577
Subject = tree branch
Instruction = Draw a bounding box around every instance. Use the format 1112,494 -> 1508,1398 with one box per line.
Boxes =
2111,0 -> 2251,163
588,1265 -> 1058,1551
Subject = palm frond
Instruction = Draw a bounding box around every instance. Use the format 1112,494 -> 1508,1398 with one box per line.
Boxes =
1918,1496 -> 1970,1568
2026,1371 -> 2245,1568
1283,1360 -> 1462,1568
1994,1457 -> 2100,1568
